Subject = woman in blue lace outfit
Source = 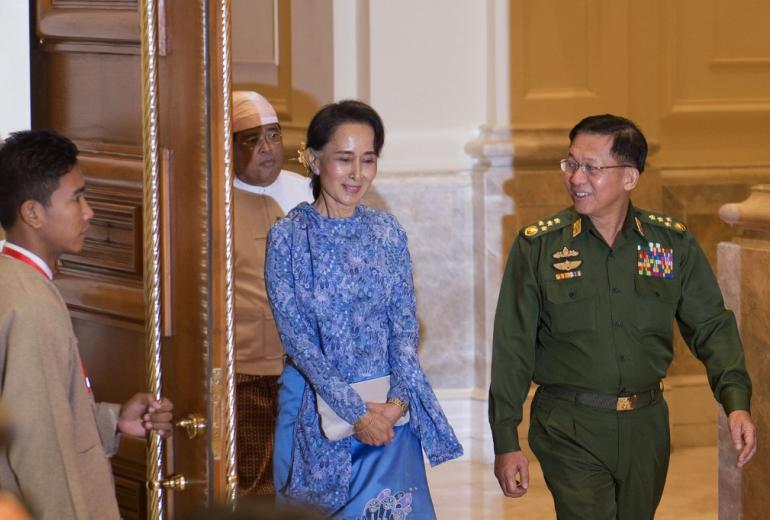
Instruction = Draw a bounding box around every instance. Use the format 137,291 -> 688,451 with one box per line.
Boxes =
265,101 -> 462,519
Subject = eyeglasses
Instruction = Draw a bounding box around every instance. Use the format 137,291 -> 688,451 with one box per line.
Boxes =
237,127 -> 282,149
560,158 -> 633,176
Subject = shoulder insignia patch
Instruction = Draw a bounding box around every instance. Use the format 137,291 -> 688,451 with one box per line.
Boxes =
520,213 -> 570,239
645,212 -> 687,234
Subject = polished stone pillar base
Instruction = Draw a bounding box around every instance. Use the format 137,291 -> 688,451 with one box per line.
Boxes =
717,186 -> 770,519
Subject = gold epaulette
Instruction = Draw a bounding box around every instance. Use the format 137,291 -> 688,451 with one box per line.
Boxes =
642,211 -> 687,233
520,211 -> 573,239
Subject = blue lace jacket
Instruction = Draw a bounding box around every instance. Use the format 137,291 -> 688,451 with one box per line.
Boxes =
265,203 -> 463,512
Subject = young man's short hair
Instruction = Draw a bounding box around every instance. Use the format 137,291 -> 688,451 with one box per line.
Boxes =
0,129 -> 79,230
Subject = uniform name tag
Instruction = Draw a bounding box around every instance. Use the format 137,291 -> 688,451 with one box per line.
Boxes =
637,242 -> 674,278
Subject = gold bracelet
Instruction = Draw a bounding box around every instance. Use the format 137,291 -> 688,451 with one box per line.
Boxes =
387,397 -> 409,416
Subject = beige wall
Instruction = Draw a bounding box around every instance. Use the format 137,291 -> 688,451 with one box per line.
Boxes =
509,0 -> 770,164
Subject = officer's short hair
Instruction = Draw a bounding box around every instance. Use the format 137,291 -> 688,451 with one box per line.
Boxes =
0,129 -> 79,230
569,114 -> 648,173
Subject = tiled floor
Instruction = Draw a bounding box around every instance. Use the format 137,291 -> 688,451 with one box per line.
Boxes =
427,446 -> 717,519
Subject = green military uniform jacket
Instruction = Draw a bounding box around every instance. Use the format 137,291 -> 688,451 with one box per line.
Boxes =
489,202 -> 752,453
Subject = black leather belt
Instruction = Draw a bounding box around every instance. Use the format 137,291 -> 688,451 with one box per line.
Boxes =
540,382 -> 663,412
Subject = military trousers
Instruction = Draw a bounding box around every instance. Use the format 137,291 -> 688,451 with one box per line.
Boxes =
529,386 -> 670,520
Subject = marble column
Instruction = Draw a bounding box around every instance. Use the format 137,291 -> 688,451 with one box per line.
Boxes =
717,185 -> 770,519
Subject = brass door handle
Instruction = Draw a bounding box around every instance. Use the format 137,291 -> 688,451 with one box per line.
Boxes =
150,474 -> 205,492
175,414 -> 207,439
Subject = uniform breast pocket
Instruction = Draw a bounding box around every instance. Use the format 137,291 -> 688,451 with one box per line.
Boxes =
633,277 -> 679,334
544,279 -> 597,333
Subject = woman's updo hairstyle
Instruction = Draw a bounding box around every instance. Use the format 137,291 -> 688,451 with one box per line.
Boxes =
306,100 -> 385,200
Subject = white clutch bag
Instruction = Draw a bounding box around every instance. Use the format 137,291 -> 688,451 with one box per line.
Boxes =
315,375 -> 410,441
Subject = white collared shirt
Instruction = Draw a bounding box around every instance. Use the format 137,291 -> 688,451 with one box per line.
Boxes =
1,241 -> 54,280
234,170 -> 314,215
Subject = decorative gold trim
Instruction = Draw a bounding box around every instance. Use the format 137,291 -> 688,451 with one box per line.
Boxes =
211,368 -> 224,460
217,0 -> 239,504
139,0 -> 165,518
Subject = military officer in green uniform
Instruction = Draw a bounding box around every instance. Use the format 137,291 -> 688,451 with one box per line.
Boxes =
489,114 -> 757,519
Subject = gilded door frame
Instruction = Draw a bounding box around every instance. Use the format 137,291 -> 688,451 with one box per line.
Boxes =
139,0 -> 237,516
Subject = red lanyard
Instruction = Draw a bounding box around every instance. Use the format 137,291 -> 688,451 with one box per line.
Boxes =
1,246 -> 92,393
1,246 -> 50,279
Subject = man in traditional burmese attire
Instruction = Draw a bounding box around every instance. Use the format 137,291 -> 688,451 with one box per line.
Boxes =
232,91 -> 313,495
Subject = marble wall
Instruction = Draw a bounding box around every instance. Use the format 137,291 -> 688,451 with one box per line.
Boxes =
717,186 -> 770,519
363,169 -> 477,389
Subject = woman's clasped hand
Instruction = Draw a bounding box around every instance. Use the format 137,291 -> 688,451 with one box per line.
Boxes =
353,402 -> 404,445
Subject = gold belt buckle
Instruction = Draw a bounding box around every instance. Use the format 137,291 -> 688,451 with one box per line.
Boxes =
616,395 -> 637,411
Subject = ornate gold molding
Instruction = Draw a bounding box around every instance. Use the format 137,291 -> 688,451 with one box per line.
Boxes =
216,0 -> 239,503
139,0 -> 165,517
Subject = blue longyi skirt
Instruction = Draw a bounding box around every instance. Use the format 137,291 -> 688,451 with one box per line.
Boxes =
274,364 -> 437,520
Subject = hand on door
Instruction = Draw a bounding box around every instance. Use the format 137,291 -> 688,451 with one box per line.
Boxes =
117,394 -> 175,438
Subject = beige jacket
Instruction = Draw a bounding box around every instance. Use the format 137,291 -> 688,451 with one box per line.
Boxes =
234,189 -> 286,375
0,256 -> 121,520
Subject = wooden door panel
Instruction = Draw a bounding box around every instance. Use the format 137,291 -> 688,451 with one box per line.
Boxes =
37,0 -> 140,46
32,52 -> 143,142
31,0 -> 227,517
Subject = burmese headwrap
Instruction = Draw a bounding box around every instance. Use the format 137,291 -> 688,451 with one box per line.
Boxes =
233,90 -> 279,133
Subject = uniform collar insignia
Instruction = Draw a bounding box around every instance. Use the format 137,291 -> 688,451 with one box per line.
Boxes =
572,218 -> 582,238
634,216 -> 645,237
